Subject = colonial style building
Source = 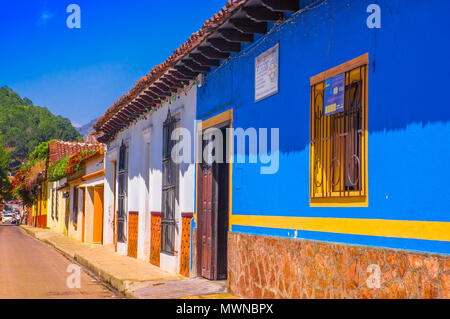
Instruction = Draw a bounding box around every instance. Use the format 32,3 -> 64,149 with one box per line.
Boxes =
96,81 -> 197,275
46,141 -> 104,241
94,0 -> 450,299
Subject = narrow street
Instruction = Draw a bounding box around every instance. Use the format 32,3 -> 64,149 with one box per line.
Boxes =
0,225 -> 121,299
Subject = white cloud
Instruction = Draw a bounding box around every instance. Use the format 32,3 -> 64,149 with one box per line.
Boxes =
71,121 -> 81,128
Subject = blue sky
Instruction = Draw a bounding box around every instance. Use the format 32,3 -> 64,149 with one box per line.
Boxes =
0,0 -> 226,127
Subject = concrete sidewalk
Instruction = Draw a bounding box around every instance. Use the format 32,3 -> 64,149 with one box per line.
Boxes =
20,225 -> 237,299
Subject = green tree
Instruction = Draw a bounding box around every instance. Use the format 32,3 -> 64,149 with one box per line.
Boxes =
0,146 -> 12,201
0,86 -> 82,170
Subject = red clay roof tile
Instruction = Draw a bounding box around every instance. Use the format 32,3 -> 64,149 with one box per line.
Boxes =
48,140 -> 104,165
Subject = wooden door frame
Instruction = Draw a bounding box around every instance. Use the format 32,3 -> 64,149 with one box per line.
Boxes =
196,109 -> 233,280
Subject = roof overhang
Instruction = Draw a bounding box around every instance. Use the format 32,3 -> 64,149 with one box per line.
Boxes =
95,0 -> 302,143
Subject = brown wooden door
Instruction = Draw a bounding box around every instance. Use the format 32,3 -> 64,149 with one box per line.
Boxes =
197,127 -> 230,280
200,161 -> 214,279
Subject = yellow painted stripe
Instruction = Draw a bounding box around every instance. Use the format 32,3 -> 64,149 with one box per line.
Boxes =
230,215 -> 450,242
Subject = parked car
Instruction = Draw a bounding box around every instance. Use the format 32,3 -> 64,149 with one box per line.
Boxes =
2,214 -> 13,224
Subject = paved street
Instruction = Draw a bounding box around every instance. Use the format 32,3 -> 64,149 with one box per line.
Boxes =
0,225 -> 121,299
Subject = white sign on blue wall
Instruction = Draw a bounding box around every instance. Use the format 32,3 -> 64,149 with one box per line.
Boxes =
255,43 -> 279,102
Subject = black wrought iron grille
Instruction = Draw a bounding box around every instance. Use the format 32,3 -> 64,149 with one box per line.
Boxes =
117,141 -> 128,243
310,65 -> 367,199
51,189 -> 55,219
55,188 -> 59,220
161,110 -> 178,255
72,187 -> 78,224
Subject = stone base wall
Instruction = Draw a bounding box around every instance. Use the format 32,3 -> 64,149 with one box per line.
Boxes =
228,232 -> 450,299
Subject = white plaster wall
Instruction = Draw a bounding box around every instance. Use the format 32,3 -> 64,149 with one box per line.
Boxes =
103,86 -> 197,273
47,179 -> 68,235
85,156 -> 104,175
67,187 -> 82,242
103,148 -> 118,245
85,187 -> 95,244
138,130 -> 151,260
47,182 -> 58,232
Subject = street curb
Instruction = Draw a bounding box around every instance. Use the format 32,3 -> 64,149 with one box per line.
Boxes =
72,253 -> 132,294
20,225 -> 138,298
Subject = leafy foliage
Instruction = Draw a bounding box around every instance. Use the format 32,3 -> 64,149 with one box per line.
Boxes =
0,86 -> 82,169
11,144 -> 48,205
47,149 -> 96,182
66,150 -> 96,176
47,156 -> 71,182
29,140 -> 53,162
0,146 -> 12,201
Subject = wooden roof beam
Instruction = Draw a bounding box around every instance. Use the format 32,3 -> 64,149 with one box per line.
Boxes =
161,76 -> 184,89
154,82 -> 171,94
179,59 -> 210,73
261,0 -> 299,12
143,90 -> 158,100
134,98 -> 148,108
138,94 -> 153,105
168,70 -> 196,81
197,46 -> 230,59
229,18 -> 267,34
217,28 -> 254,43
173,65 -> 198,78
207,37 -> 241,53
131,101 -> 146,112
243,5 -> 284,22
189,54 -> 221,67
101,124 -> 114,134
104,124 -> 119,135
148,86 -> 165,96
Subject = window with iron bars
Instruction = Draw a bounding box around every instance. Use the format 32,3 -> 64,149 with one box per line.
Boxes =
310,57 -> 368,204
51,188 -> 55,219
161,109 -> 179,255
118,141 -> 128,243
55,188 -> 59,220
72,187 -> 78,228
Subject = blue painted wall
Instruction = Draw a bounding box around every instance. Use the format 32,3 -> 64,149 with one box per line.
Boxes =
196,0 -> 450,254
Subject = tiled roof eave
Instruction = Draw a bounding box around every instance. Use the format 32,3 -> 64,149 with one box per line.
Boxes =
94,0 -> 248,136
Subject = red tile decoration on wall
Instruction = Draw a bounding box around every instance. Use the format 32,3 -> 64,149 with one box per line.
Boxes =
150,212 -> 161,266
127,211 -> 139,258
180,212 -> 193,277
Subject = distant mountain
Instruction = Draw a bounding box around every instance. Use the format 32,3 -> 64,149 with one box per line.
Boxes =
0,86 -> 82,169
77,118 -> 97,140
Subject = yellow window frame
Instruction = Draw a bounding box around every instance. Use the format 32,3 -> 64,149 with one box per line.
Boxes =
310,54 -> 369,207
